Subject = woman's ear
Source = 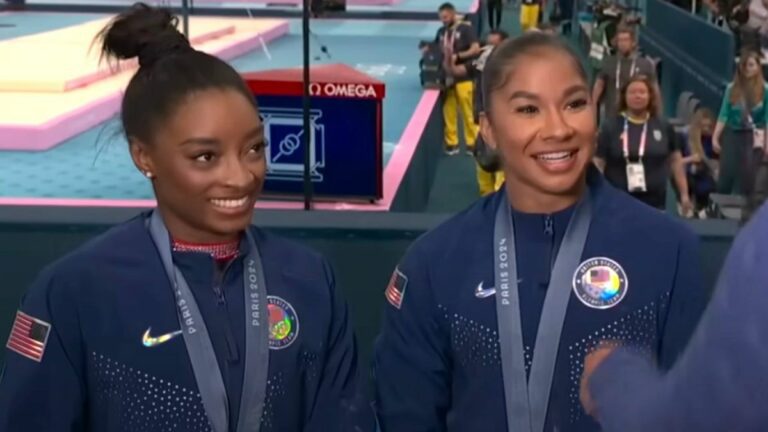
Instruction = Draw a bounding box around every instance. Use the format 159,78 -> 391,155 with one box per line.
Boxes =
129,137 -> 157,179
479,112 -> 498,151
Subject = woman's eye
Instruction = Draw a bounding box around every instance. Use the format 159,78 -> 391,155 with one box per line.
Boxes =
249,142 -> 265,154
194,153 -> 215,163
515,105 -> 539,115
567,98 -> 588,110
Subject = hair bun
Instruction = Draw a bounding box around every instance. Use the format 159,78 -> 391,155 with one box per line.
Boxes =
98,2 -> 193,68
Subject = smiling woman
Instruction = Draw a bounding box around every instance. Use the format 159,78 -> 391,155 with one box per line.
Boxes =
0,4 -> 373,432
374,32 -> 707,432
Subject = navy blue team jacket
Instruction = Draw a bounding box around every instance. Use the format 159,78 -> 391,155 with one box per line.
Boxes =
590,203 -> 768,432
0,213 -> 371,432
374,172 -> 707,432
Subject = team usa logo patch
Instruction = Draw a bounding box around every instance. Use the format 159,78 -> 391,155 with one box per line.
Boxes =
6,311 -> 51,362
385,268 -> 408,309
572,257 -> 628,310
267,296 -> 299,350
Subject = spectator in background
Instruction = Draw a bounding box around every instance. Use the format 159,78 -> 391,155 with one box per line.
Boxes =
473,30 -> 508,195
453,30 -> 509,195
520,0 -> 542,32
744,0 -> 768,51
713,50 -> 767,195
431,2 -> 481,155
555,0 -> 573,35
724,0 -> 753,52
682,108 -> 719,217
487,0 -> 503,30
594,75 -> 692,213
592,26 -> 660,122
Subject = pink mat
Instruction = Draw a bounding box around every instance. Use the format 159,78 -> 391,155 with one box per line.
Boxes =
60,25 -> 236,92
0,90 -> 440,212
0,21 -> 288,152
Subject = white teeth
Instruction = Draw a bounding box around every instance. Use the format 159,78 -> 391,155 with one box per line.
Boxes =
536,151 -> 573,161
210,197 -> 248,209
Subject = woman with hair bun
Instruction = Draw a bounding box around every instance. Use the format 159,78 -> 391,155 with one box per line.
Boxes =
0,4 -> 371,432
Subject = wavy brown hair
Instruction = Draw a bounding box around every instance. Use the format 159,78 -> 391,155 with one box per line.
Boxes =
688,107 -> 715,161
730,50 -> 765,107
618,74 -> 659,117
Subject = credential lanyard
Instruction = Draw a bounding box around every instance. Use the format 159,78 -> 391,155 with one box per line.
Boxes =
622,118 -> 648,162
147,210 -> 270,432
442,26 -> 456,50
494,192 -> 592,432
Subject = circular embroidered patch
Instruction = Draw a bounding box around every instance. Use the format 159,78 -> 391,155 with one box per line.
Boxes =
267,296 -> 299,350
572,257 -> 628,310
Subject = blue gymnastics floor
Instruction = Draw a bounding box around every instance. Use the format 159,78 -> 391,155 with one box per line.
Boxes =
0,15 -> 440,199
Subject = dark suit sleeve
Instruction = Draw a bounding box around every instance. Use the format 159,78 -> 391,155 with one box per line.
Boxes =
0,266 -> 86,431
374,243 -> 451,432
305,259 -> 374,432
590,205 -> 768,432
656,231 -> 707,370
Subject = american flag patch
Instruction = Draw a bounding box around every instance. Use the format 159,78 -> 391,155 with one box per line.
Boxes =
6,311 -> 51,362
385,268 -> 408,309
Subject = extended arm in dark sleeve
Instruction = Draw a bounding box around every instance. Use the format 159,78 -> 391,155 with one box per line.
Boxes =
590,206 -> 768,432
0,268 -> 86,431
305,259 -> 374,432
656,231 -> 707,370
373,244 -> 452,432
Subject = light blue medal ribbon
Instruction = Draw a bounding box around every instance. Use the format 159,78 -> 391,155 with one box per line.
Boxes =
148,210 -> 269,432
494,191 -> 592,432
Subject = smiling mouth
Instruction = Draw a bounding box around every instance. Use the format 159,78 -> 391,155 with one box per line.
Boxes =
534,150 -> 578,163
210,196 -> 250,209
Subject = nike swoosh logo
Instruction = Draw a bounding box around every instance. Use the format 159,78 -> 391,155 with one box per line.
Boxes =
142,328 -> 183,348
475,279 -> 524,299
475,282 -> 496,298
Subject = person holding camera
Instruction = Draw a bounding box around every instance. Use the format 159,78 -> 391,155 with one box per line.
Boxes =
430,2 -> 481,155
594,75 -> 691,213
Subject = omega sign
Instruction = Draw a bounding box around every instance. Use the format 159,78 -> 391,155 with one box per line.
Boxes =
309,82 -> 378,98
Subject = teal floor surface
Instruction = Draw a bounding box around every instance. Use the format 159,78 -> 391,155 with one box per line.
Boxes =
0,15 -> 439,199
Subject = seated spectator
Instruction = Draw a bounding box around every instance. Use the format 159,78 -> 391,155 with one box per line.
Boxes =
681,108 -> 719,217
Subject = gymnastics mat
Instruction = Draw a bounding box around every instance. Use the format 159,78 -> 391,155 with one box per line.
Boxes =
0,18 -> 235,92
0,17 -> 288,151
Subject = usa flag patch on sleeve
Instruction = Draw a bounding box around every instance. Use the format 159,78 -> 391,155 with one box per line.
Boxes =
6,311 -> 51,362
385,268 -> 408,309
